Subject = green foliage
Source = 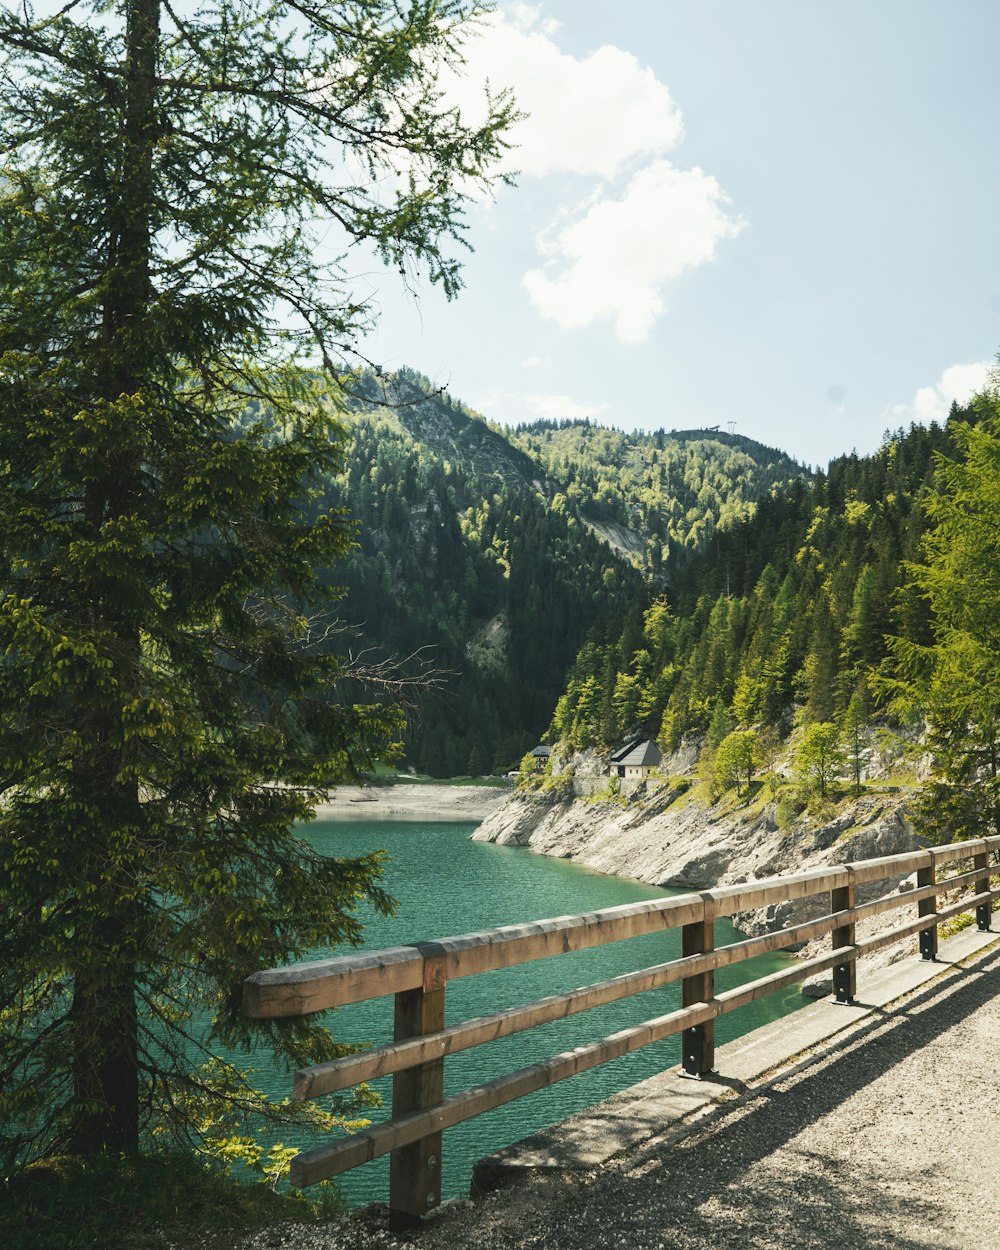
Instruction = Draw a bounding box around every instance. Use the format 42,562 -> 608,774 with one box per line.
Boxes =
795,723 -> 846,798
150,1057 -> 377,1184
1,1150 -> 344,1250
840,682 -> 871,797
697,744 -> 721,802
0,0 -> 513,1171
884,401 -> 1000,841
507,421 -> 804,579
707,698 -> 735,749
713,729 -> 761,796
516,752 -> 542,790
775,790 -> 807,828
513,748 -> 573,799
731,673 -> 762,728
549,415 -> 960,756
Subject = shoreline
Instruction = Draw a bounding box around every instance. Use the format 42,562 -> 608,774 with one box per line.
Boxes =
312,782 -> 511,823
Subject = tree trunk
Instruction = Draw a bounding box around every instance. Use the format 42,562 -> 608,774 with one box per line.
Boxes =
70,0 -> 160,1158
70,941 -> 139,1154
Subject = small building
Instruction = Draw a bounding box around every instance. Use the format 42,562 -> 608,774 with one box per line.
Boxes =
610,737 -> 661,780
607,734 -> 645,771
529,744 -> 551,763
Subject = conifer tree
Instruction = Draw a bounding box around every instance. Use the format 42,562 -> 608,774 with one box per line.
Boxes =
887,402 -> 1000,842
841,565 -> 885,685
731,673 -> 761,728
800,599 -> 840,724
841,683 -> 870,797
707,697 -> 734,749
0,1 -> 513,1167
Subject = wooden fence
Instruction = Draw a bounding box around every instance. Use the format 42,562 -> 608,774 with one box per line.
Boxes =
242,835 -> 999,1231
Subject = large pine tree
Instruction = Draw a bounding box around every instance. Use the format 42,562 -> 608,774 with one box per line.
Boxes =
0,1 -> 512,1168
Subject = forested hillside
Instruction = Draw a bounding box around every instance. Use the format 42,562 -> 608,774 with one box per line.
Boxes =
331,408 -> 646,775
508,420 -> 803,578
547,410 -> 972,755
329,370 -> 807,774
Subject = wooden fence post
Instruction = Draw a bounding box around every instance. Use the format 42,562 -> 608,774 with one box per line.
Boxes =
831,867 -> 856,1004
917,853 -> 938,961
680,897 -> 715,1078
974,846 -> 992,932
388,942 -> 446,1233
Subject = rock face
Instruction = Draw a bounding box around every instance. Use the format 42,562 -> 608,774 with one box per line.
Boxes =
472,789 -> 920,941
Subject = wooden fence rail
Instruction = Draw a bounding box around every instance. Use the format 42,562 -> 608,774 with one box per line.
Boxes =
242,835 -> 1000,1231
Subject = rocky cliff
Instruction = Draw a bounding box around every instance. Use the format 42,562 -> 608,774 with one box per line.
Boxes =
472,785 -> 920,948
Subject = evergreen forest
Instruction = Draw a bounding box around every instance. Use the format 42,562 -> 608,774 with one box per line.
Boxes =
547,404 -> 976,759
329,369 -> 807,775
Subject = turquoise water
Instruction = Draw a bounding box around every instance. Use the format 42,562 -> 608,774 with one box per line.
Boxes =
263,819 -> 805,1206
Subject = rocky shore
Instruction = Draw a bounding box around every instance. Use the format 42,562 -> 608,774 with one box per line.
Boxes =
471,785 -> 925,983
313,783 -> 510,823
474,785 -> 915,893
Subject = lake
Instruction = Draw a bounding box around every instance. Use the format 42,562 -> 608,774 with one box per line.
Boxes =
258,817 -> 806,1206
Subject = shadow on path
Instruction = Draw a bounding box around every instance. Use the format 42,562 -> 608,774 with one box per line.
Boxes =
459,944 -> 1000,1250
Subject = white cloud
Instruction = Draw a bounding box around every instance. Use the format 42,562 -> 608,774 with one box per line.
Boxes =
443,5 -> 743,342
523,161 -> 744,342
892,360 -> 995,423
449,8 -> 683,180
525,393 -> 608,422
475,389 -> 606,425
522,355 -> 545,368
506,2 -> 560,37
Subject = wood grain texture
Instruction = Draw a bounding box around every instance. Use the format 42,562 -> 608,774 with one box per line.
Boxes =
245,835 -> 1000,1020
389,983 -> 445,1228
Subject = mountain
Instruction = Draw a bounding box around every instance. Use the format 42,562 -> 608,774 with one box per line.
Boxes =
326,369 -> 810,775
506,419 -> 804,579
346,368 -> 546,491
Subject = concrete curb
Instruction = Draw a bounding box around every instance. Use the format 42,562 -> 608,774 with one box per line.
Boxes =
471,923 -> 1000,1195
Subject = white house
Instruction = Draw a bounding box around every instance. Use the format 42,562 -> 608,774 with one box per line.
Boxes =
610,738 -> 662,780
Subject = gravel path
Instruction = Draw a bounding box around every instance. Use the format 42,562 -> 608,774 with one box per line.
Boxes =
236,944 -> 1000,1250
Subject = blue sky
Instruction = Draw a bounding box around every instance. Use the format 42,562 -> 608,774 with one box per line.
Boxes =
359,1 -> 1000,468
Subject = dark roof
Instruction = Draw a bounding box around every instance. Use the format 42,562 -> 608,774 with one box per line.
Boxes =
608,734 -> 646,763
530,744 -> 551,758
615,739 -> 662,768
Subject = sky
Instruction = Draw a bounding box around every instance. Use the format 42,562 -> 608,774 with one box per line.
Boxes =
358,0 -> 1000,469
